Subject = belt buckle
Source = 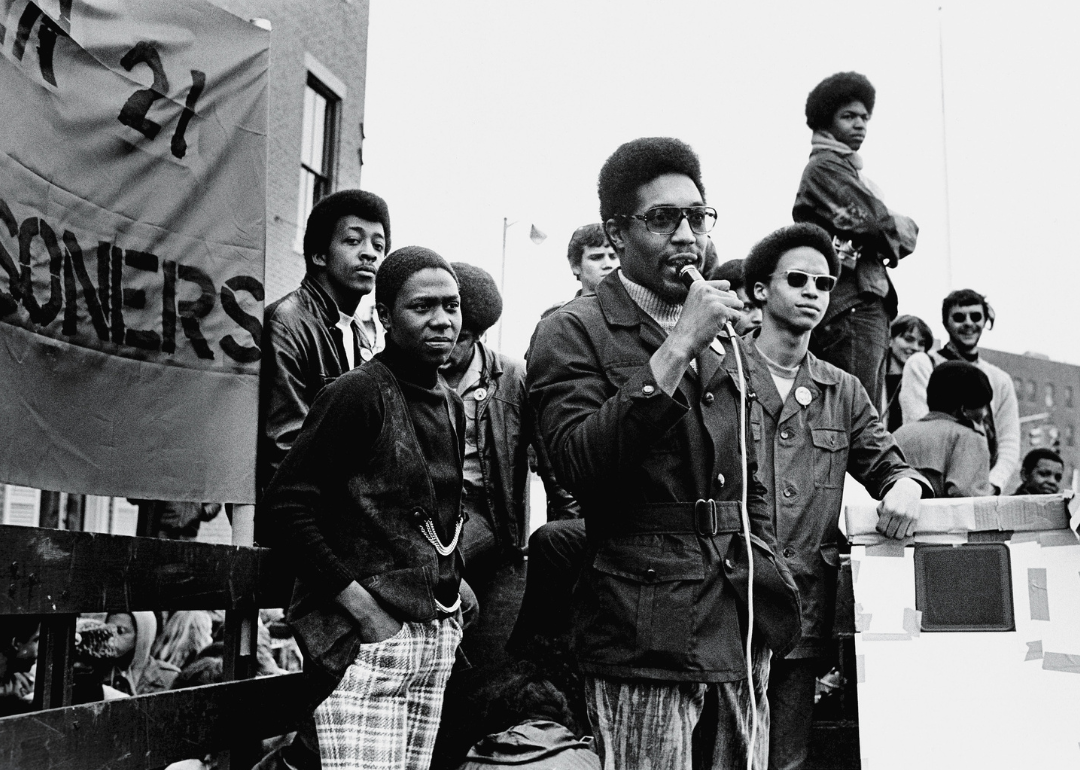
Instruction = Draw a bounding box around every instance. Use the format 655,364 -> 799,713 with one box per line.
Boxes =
694,499 -> 718,537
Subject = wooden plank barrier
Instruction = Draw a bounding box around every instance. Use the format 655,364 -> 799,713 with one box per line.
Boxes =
0,525 -> 301,770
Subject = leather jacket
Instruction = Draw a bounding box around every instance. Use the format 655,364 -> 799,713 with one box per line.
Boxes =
263,354 -> 465,694
472,342 -> 531,555
257,277 -> 374,508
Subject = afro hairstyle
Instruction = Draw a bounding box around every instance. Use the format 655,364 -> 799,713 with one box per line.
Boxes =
805,72 -> 876,131
743,223 -> 838,307
597,137 -> 705,224
303,189 -> 391,270
374,246 -> 457,313
1021,447 -> 1064,475
712,258 -> 746,291
890,314 -> 934,352
451,262 -> 503,336
566,223 -> 609,270
942,288 -> 995,330
926,360 -> 993,415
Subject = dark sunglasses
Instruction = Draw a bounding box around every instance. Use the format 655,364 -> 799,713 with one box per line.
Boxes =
778,270 -> 836,292
627,206 -> 718,235
950,311 -> 984,324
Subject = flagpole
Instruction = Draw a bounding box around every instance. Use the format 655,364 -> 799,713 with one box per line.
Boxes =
498,217 -> 514,349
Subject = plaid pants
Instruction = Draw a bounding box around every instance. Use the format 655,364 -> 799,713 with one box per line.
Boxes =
314,616 -> 462,770
585,644 -> 771,770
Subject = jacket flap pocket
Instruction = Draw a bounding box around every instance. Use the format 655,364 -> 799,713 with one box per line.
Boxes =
593,534 -> 704,582
811,427 -> 848,452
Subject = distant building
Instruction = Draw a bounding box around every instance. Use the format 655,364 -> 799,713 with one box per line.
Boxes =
980,348 -> 1080,493
211,0 -> 372,303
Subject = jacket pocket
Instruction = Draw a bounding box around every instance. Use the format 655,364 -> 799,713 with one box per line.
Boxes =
590,534 -> 704,661
811,428 -> 849,489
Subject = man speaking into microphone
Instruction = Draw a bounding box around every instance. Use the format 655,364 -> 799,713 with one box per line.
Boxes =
527,137 -> 799,769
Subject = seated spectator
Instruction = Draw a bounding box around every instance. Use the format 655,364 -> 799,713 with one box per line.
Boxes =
73,611 -> 158,701
1014,448 -> 1066,495
884,314 -> 932,431
0,617 -> 39,716
456,668 -> 599,770
894,360 -> 994,498
139,610 -> 214,694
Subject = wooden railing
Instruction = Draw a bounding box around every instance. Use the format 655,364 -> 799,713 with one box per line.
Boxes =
0,524 -> 301,770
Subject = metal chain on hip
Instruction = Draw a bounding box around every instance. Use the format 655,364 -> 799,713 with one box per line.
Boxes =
419,514 -> 464,557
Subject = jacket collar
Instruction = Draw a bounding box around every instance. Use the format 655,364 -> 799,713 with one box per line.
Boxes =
596,269 -> 668,352
300,275 -> 344,327
475,340 -> 504,383
745,342 -> 840,421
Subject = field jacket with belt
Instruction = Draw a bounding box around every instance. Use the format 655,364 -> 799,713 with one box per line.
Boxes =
527,272 -> 800,682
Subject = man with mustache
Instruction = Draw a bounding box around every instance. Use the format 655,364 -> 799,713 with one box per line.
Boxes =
528,137 -> 799,769
257,190 -> 389,521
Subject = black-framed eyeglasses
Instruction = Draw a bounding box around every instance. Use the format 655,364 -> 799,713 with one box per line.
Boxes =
627,206 -> 718,235
950,311 -> 984,324
776,270 -> 837,292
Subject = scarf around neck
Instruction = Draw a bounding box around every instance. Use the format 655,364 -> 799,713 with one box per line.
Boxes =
810,130 -> 863,169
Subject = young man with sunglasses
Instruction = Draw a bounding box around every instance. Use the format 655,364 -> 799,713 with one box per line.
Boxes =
527,137 -> 800,769
793,72 -> 918,414
899,288 -> 1020,494
742,223 -> 929,770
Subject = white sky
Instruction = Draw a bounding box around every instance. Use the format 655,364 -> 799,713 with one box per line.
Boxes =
362,0 -> 1079,364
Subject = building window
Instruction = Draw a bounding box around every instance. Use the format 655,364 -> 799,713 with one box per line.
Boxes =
296,75 -> 340,239
1027,380 -> 1037,403
1045,384 -> 1055,409
1066,386 -> 1074,408
1067,424 -> 1075,448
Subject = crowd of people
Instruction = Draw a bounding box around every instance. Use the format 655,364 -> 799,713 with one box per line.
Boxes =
8,69 -> 1070,770
248,69 -> 1066,770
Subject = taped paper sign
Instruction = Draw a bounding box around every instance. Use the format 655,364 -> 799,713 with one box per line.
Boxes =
0,0 -> 268,501
851,539 -> 1080,768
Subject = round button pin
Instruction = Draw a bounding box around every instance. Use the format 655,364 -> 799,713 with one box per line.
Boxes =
474,387 -> 487,401
795,386 -> 812,406
359,348 -> 373,362
642,384 -> 655,395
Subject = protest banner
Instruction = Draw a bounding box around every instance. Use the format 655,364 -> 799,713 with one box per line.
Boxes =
0,0 -> 269,502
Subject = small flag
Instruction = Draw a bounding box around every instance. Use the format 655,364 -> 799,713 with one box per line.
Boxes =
529,224 -> 547,244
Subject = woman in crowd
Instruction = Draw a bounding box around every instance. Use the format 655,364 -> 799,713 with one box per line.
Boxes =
884,315 -> 933,431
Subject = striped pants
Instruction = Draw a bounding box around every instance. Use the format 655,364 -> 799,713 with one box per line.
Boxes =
314,616 -> 462,770
585,645 -> 771,770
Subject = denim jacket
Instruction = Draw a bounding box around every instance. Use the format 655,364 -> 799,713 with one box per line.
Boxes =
745,343 -> 930,656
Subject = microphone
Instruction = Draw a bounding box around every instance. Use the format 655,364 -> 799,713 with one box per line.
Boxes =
678,264 -> 738,342
678,264 -> 705,289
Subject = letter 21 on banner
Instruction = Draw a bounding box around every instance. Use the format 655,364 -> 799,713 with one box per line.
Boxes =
0,0 -> 269,502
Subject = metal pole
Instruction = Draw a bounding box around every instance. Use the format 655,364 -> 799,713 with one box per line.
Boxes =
938,4 -> 954,291
498,217 -> 510,349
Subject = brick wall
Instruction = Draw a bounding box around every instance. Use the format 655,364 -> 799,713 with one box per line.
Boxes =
210,0 -> 371,304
